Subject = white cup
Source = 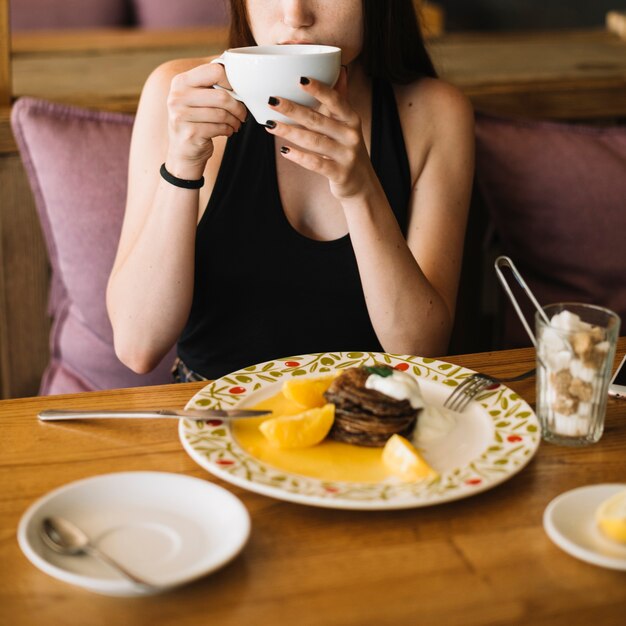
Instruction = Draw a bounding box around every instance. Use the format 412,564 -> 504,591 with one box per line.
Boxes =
211,45 -> 341,125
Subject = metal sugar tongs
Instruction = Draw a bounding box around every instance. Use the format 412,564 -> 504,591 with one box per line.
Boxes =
494,255 -> 580,370
444,256 -> 545,411
494,255 -> 550,348
445,256 -> 564,412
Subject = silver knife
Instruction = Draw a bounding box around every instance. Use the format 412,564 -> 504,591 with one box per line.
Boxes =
38,408 -> 270,422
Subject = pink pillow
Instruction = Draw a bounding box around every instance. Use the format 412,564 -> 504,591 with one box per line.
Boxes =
132,0 -> 229,29
475,113 -> 626,348
10,98 -> 176,395
10,0 -> 129,31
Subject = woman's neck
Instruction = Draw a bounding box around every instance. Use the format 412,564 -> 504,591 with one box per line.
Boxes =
346,60 -> 371,115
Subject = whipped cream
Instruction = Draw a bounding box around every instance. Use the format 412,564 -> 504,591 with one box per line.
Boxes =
412,405 -> 457,445
365,369 -> 425,409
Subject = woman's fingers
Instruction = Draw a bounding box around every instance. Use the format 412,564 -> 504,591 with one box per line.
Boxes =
278,147 -> 337,180
266,116 -> 365,197
266,121 -> 351,161
265,69 -> 359,140
169,63 -> 248,123
169,87 -> 247,129
267,97 -> 356,144
266,74 -> 363,158
180,61 -> 233,90
264,69 -> 373,199
171,104 -> 244,132
300,72 -> 355,123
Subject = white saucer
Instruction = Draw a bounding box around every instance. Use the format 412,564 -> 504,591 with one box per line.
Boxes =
543,483 -> 626,571
17,472 -> 250,596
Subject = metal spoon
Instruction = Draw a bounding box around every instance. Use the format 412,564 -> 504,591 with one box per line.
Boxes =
40,516 -> 158,591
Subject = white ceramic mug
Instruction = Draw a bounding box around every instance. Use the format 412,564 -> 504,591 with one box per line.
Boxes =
211,44 -> 341,125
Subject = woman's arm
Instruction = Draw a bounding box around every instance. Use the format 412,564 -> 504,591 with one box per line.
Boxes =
106,59 -> 247,373
265,76 -> 474,356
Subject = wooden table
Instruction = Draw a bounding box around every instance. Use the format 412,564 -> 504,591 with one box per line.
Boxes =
1,343 -> 625,626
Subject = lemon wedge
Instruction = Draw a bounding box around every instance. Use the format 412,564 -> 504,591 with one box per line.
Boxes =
595,488 -> 626,544
382,434 -> 438,482
259,404 -> 335,449
282,375 -> 336,409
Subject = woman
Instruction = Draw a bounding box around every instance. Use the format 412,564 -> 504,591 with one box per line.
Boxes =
106,0 -> 474,381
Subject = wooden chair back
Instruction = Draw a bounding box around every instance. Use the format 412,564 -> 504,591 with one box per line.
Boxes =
1,0 -> 10,106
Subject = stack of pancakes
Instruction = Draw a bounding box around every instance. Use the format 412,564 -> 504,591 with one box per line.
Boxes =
323,366 -> 420,447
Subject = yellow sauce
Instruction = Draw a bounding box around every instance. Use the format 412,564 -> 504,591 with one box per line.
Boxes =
232,391 -> 388,483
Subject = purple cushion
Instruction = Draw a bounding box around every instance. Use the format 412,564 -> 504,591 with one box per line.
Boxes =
132,0 -> 229,29
10,0 -> 129,31
10,98 -> 176,395
475,113 -> 626,348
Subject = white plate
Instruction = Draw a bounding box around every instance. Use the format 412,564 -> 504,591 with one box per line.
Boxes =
17,472 -> 250,596
543,483 -> 626,571
179,352 -> 541,510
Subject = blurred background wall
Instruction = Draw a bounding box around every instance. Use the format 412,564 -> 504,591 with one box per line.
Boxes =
8,0 -> 230,31
437,0 -> 617,31
9,1 -> 619,33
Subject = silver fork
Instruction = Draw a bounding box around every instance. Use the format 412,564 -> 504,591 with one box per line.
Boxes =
443,367 -> 536,413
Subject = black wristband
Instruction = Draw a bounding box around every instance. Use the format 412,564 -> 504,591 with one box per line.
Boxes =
160,163 -> 205,189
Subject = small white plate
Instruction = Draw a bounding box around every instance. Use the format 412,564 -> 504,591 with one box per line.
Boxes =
17,472 -> 250,596
543,483 -> 626,571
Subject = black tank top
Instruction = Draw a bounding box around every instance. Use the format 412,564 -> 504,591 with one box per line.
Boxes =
178,78 -> 411,379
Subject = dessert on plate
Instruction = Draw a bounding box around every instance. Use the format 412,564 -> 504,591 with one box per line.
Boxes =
255,364 -> 437,482
323,365 -> 424,447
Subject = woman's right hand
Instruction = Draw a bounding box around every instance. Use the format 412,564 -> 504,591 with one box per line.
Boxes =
165,62 -> 248,180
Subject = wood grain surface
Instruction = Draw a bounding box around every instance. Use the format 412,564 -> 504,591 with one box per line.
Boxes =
1,342 -> 625,626
0,155 -> 50,398
0,0 -> 10,107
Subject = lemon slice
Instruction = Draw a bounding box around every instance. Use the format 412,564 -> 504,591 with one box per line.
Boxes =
382,434 -> 438,482
259,404 -> 335,449
595,488 -> 626,544
282,375 -> 337,409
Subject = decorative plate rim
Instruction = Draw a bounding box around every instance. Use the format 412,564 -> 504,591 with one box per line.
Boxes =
179,352 -> 541,510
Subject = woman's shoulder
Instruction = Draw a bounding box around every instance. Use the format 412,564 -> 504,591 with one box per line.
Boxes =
392,78 -> 474,187
394,77 -> 474,134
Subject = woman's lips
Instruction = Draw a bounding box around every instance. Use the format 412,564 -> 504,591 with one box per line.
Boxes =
279,40 -> 315,45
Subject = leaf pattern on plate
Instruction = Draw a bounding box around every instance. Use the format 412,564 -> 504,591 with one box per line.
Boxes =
180,352 -> 540,509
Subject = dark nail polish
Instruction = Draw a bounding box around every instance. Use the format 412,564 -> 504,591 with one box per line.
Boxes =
268,96 -> 279,106
264,120 -> 277,129
280,146 -> 290,154
300,76 -> 310,85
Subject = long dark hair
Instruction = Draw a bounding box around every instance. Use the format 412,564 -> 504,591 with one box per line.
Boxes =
228,0 -> 437,83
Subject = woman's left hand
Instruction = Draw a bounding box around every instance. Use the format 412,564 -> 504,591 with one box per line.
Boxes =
264,69 -> 374,201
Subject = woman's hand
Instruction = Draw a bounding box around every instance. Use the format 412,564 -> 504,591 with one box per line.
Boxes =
165,62 -> 248,180
264,69 -> 375,201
